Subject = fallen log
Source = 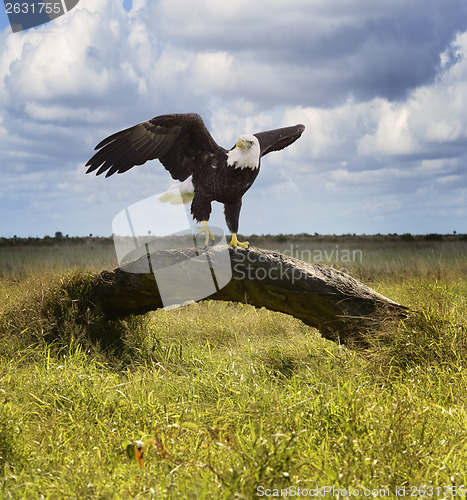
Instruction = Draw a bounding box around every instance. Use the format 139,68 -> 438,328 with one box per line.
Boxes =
88,246 -> 408,346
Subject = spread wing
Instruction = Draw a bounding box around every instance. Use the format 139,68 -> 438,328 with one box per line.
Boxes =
254,124 -> 305,158
85,113 -> 223,181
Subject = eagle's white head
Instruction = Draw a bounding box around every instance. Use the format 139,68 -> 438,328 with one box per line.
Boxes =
227,134 -> 261,170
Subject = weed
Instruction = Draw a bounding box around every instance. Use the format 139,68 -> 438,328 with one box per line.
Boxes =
0,239 -> 466,497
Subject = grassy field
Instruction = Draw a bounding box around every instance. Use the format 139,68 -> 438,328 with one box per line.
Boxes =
0,235 -> 466,498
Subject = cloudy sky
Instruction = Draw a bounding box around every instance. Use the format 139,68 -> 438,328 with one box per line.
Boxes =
1,0 -> 467,238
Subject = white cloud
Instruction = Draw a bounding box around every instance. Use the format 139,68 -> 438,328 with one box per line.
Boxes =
192,52 -> 234,94
358,101 -> 417,156
285,30 -> 467,164
1,0 -> 466,236
360,31 -> 467,157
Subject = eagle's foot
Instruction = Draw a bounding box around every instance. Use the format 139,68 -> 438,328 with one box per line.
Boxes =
197,221 -> 215,247
229,233 -> 249,248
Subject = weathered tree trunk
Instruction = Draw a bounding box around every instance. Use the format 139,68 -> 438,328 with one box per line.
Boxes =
89,246 -> 408,346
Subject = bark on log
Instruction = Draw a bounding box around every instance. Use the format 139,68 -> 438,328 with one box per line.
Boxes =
88,246 -> 407,346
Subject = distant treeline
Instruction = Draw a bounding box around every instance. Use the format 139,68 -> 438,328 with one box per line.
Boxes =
0,235 -> 114,247
1,232 -> 466,247
249,232 -> 467,244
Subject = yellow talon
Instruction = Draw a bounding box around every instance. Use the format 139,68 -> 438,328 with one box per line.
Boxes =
197,221 -> 215,247
229,233 -> 249,248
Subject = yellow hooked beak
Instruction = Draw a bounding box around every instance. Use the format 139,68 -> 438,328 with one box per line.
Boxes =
236,137 -> 254,149
236,137 -> 246,148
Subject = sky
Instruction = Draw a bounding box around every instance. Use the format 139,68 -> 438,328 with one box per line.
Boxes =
1,0 -> 467,238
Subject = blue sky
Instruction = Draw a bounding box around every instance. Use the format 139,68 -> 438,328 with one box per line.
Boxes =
1,0 -> 467,238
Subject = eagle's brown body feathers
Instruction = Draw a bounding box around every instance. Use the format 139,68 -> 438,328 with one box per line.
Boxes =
86,113 -> 304,236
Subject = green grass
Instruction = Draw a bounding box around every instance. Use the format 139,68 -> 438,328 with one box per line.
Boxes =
0,237 -> 466,498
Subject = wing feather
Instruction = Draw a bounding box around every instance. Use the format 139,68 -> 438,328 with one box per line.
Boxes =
85,113 -> 223,181
254,124 -> 305,158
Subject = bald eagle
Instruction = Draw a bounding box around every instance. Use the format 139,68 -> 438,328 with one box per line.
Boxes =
86,113 -> 305,247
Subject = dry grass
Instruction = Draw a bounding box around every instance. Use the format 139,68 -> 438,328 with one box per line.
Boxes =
0,237 -> 466,498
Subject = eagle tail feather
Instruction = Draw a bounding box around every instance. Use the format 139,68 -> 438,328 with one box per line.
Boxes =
158,175 -> 195,205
